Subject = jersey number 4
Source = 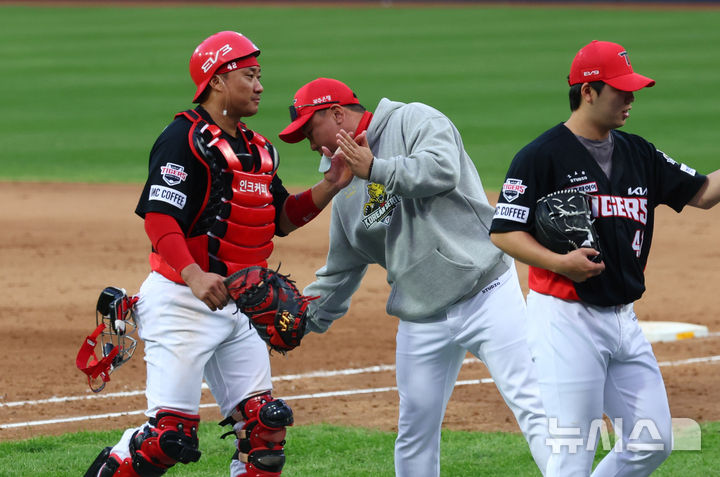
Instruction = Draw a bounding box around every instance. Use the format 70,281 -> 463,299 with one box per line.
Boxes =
632,230 -> 644,258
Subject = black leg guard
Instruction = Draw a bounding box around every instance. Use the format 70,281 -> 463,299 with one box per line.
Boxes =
90,410 -> 202,477
129,410 -> 202,475
97,455 -> 122,477
84,447 -> 112,477
220,392 -> 294,477
84,449 -> 129,477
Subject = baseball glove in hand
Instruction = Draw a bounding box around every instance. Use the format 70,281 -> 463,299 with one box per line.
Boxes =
224,266 -> 315,353
534,189 -> 602,262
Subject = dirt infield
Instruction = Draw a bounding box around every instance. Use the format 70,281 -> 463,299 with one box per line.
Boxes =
0,181 -> 718,442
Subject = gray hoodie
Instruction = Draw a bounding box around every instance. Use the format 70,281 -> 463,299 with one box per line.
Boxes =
304,98 -> 510,332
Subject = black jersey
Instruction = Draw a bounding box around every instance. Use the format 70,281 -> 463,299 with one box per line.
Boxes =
490,123 -> 706,306
135,107 -> 289,236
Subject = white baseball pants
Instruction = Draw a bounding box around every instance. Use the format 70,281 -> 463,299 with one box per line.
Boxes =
394,266 -> 550,477
526,291 -> 672,477
107,271 -> 273,462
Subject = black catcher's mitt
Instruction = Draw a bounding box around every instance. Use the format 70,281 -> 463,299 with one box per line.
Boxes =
534,189 -> 602,262
224,266 -> 315,353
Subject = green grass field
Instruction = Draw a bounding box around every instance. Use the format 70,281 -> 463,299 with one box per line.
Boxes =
1,3 -> 719,476
1,421 -> 718,476
1,4 -> 719,188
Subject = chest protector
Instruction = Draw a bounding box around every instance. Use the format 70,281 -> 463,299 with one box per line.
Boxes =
152,110 -> 278,282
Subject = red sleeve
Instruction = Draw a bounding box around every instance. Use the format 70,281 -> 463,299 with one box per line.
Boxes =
284,188 -> 321,227
144,213 -> 195,273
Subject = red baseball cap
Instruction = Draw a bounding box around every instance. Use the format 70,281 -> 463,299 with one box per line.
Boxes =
279,78 -> 360,143
568,40 -> 655,92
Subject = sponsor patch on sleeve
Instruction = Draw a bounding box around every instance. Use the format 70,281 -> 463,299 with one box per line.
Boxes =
660,150 -> 678,166
501,178 -> 527,202
661,150 -> 696,176
149,185 -> 187,209
493,203 -> 530,223
680,163 -> 696,176
160,162 -> 188,186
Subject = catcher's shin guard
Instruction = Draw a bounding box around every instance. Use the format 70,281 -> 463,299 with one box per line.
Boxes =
84,449 -> 133,477
220,392 -> 294,476
85,446 -> 112,477
93,410 -> 202,476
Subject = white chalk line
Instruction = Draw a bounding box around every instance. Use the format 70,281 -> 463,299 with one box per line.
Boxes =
0,362 -> 403,409
2,354 -> 719,430
0,379 -> 498,430
657,354 -> 720,367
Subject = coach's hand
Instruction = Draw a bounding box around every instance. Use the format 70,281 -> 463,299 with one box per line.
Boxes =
336,129 -> 373,180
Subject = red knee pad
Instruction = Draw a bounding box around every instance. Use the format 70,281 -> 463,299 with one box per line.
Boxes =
126,410 -> 201,475
222,393 -> 293,476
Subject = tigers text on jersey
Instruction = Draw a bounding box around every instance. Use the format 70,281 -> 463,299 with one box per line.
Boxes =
490,123 -> 706,306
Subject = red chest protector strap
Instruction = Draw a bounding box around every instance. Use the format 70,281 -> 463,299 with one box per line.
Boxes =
175,109 -> 276,176
150,110 -> 277,283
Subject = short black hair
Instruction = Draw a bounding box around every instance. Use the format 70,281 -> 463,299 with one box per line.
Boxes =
569,81 -> 605,111
343,104 -> 366,113
315,104 -> 366,116
195,87 -> 210,104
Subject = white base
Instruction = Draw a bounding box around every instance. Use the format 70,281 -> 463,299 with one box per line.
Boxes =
639,321 -> 709,343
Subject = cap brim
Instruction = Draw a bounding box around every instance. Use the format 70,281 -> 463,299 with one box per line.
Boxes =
278,114 -> 313,143
605,73 -> 656,92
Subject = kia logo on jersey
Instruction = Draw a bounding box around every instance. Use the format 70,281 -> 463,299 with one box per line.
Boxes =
628,186 -> 647,196
160,163 -> 188,186
502,178 -> 527,202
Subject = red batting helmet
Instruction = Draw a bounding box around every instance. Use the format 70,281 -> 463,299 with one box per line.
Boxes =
189,31 -> 260,103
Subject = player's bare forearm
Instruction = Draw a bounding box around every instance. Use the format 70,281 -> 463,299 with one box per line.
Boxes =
490,230 -> 604,282
491,230 -> 558,269
310,173 -> 350,210
688,170 -> 720,209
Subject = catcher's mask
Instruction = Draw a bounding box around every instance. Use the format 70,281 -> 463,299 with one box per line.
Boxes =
76,287 -> 139,392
